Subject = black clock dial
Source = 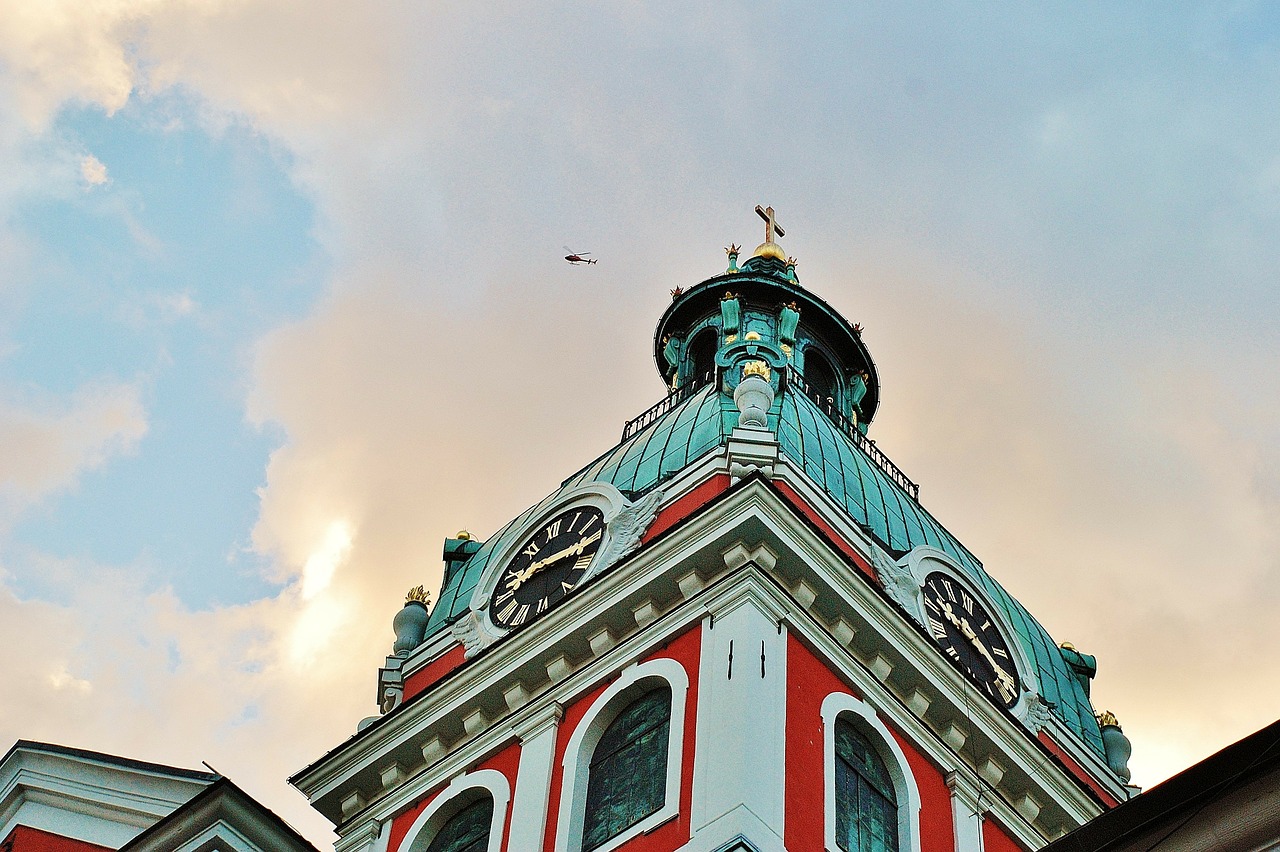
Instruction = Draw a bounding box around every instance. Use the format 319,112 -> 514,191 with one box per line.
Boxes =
488,506 -> 606,629
921,572 -> 1021,707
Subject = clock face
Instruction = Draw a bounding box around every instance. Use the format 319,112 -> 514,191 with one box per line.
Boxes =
488,506 -> 606,629
921,572 -> 1021,707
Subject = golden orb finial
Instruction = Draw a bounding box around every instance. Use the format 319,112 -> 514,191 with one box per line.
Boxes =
455,529 -> 471,540
752,241 -> 787,261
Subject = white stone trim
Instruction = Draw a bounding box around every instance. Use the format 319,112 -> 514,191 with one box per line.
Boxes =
553,657 -> 689,852
507,704 -> 563,852
397,768 -> 509,852
821,692 -> 922,852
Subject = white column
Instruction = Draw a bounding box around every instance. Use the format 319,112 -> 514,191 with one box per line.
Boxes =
690,593 -> 788,841
946,770 -> 985,852
508,703 -> 563,852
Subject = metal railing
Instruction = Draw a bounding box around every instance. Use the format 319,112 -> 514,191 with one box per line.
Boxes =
788,373 -> 921,501
620,371 -> 714,442
618,367 -> 920,502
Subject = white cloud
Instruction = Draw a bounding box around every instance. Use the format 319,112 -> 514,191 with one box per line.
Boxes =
79,153 -> 108,186
1,5 -> 1279,848
0,382 -> 147,515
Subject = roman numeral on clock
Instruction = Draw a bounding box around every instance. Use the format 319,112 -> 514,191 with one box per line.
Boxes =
496,600 -> 518,623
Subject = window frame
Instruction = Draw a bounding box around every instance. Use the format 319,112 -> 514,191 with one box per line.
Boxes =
398,769 -> 510,852
821,693 -> 922,852
554,658 -> 689,852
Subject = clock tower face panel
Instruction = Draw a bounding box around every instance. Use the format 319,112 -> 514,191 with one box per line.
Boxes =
922,571 -> 1022,707
488,505 -> 606,629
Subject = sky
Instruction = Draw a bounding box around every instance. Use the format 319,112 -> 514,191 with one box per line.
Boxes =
1,2 -> 1278,847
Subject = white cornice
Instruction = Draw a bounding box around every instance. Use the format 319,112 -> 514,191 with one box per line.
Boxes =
0,746 -> 212,848
300,480 -> 1120,850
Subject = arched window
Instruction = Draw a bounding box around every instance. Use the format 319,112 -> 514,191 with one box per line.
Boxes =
804,349 -> 840,413
687,328 -> 718,385
582,686 -> 672,851
821,693 -> 921,852
425,797 -> 493,852
399,769 -> 509,852
835,720 -> 898,852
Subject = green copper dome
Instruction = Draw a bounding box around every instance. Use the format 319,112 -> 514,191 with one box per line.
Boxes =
425,225 -> 1104,760
423,379 -> 1104,757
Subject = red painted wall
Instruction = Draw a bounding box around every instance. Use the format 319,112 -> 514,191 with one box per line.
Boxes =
1,825 -> 111,852
385,743 -> 522,852
772,481 -> 876,581
982,815 -> 1029,852
641,474 -> 730,544
402,643 -> 467,704
1036,732 -> 1120,808
542,624 -> 702,852
784,633 -> 955,852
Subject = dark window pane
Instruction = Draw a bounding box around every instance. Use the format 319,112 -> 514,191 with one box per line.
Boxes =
425,797 -> 493,852
688,329 -> 718,383
834,720 -> 898,852
582,687 -> 672,851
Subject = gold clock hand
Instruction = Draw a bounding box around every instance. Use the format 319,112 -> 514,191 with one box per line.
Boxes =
508,530 -> 603,591
941,601 -> 1019,701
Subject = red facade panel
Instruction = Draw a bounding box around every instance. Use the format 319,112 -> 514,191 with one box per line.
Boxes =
1036,732 -> 1120,808
772,481 -> 876,581
385,744 -> 522,852
981,815 -> 1030,852
542,624 -> 702,852
784,633 -> 955,852
402,643 -> 468,704
1,825 -> 111,852
640,474 -> 730,545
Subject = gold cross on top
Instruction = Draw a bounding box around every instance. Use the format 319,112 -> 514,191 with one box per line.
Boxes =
755,205 -> 785,244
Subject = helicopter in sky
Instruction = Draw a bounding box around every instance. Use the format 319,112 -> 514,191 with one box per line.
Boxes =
564,248 -> 597,265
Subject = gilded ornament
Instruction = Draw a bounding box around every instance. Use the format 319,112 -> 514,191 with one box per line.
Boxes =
742,360 -> 771,381
405,585 -> 431,605
455,529 -> 472,540
744,331 -> 762,341
1097,710 -> 1120,729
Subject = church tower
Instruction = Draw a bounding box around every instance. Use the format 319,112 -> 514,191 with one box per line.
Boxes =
291,209 -> 1134,852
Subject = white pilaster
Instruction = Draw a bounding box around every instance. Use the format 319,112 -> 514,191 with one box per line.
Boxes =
691,590 -> 788,842
946,770 -> 985,852
508,703 -> 563,852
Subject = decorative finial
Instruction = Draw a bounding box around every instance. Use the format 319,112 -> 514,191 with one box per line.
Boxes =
787,257 -> 797,267
752,205 -> 788,261
1060,641 -> 1076,651
455,530 -> 471,540
755,205 -> 785,243
742,360 -> 771,381
405,585 -> 431,605
670,286 -> 684,299
725,244 -> 740,256
1097,710 -> 1120,729
852,323 -> 863,335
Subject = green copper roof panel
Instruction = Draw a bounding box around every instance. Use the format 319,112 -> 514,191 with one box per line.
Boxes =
421,383 -> 1103,757
775,390 -> 1103,756
423,386 -> 725,637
